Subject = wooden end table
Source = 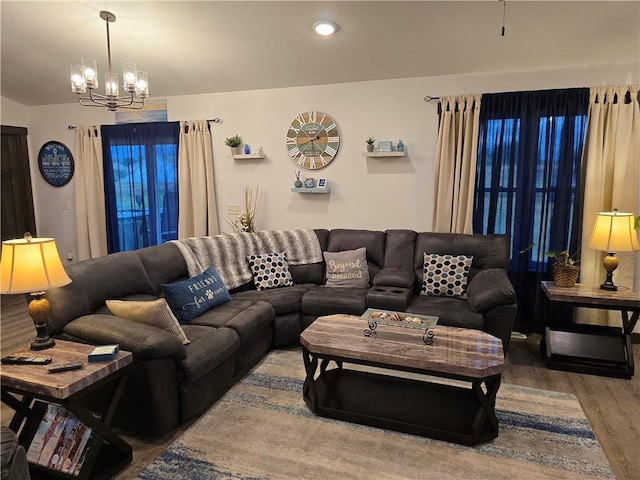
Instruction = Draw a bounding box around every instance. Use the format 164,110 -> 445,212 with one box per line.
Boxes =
1,340 -> 133,480
300,314 -> 505,446
541,281 -> 640,379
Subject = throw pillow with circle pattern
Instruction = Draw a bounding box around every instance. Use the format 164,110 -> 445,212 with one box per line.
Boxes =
421,253 -> 473,297
247,252 -> 294,290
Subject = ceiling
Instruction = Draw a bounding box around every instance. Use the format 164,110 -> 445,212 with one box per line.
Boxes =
1,1 -> 639,107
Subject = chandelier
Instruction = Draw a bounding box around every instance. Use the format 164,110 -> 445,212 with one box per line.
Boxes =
70,11 -> 149,111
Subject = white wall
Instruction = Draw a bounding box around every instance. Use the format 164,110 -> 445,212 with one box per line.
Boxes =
11,61 -> 639,264
1,97 -> 29,127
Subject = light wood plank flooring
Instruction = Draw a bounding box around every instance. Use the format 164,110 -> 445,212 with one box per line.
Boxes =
2,294 -> 638,479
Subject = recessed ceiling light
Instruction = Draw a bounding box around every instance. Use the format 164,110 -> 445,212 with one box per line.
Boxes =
313,21 -> 337,36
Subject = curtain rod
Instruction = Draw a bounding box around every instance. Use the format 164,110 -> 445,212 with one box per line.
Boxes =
424,95 -> 440,103
68,117 -> 222,130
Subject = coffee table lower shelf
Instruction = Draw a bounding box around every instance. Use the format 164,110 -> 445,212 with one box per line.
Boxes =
306,368 -> 499,446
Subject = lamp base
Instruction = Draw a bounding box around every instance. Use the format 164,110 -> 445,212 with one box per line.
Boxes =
599,282 -> 617,291
30,335 -> 55,350
600,253 -> 618,291
28,293 -> 55,351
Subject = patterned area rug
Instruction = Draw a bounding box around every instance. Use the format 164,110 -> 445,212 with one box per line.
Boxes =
137,348 -> 613,480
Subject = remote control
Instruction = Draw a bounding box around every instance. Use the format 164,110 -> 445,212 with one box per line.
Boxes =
48,361 -> 84,373
1,355 -> 52,365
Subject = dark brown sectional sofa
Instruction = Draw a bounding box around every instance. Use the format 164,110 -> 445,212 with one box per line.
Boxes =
44,229 -> 516,437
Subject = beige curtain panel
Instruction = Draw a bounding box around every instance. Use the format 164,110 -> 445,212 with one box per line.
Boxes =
579,85 -> 640,325
432,94 -> 481,234
74,126 -> 108,260
178,120 -> 219,238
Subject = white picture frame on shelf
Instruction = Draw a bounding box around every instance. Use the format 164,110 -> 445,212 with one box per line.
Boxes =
317,178 -> 327,189
377,141 -> 393,152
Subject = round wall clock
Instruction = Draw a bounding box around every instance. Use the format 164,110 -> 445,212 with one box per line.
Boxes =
286,111 -> 340,170
38,141 -> 74,187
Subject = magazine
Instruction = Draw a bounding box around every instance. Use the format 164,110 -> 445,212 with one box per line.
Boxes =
61,422 -> 90,474
72,428 -> 96,476
35,405 -> 68,466
26,404 -> 58,463
49,415 -> 81,470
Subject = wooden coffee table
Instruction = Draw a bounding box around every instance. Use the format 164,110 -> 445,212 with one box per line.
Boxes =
1,340 -> 133,480
300,314 -> 505,446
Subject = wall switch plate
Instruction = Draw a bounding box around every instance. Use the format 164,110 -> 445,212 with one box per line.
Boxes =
227,204 -> 241,215
61,200 -> 70,210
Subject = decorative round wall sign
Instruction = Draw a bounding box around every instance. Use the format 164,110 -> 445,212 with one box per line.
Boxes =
38,141 -> 74,187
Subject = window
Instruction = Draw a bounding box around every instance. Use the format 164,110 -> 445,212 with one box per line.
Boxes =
102,122 -> 180,253
473,89 -> 588,331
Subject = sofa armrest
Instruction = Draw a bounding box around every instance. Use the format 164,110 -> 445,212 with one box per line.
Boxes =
372,268 -> 415,289
466,269 -> 516,312
63,314 -> 187,361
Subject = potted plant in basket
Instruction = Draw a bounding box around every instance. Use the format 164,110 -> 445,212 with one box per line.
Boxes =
366,137 -> 375,152
547,249 -> 580,287
225,135 -> 243,155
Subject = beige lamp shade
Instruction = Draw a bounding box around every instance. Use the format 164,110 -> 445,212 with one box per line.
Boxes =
0,237 -> 71,294
588,211 -> 640,253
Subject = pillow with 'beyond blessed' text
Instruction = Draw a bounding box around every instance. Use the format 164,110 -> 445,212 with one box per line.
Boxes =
106,298 -> 190,344
421,253 -> 473,297
323,247 -> 370,288
162,266 -> 231,323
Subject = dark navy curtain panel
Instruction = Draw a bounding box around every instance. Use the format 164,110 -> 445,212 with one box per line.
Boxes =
102,122 -> 180,253
473,88 -> 589,333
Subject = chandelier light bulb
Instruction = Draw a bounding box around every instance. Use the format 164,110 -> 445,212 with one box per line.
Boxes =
122,63 -> 137,91
135,71 -> 149,98
69,65 -> 85,94
105,72 -> 119,96
80,57 -> 98,88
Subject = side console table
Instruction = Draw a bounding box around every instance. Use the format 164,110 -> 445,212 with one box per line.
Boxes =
1,340 -> 132,479
541,281 -> 640,379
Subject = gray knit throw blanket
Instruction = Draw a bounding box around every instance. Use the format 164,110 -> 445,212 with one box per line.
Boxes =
171,229 -> 323,289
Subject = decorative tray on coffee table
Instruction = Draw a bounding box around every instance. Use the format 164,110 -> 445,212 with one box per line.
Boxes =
360,308 -> 438,330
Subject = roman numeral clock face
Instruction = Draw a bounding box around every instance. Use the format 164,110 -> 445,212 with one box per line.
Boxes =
286,111 -> 340,170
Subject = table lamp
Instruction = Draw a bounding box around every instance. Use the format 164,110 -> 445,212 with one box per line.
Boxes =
0,233 -> 71,350
588,209 -> 640,291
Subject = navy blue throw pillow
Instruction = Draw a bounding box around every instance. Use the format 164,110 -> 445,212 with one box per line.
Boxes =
162,266 -> 231,323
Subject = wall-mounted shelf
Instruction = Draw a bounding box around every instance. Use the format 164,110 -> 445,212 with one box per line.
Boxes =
228,153 -> 266,160
363,151 -> 406,158
291,187 -> 331,194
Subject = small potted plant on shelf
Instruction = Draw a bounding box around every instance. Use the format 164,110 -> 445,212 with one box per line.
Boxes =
225,135 -> 243,155
547,249 -> 580,288
366,137 -> 375,152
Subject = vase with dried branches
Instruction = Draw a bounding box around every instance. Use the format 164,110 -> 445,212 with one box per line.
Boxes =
228,185 -> 261,233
